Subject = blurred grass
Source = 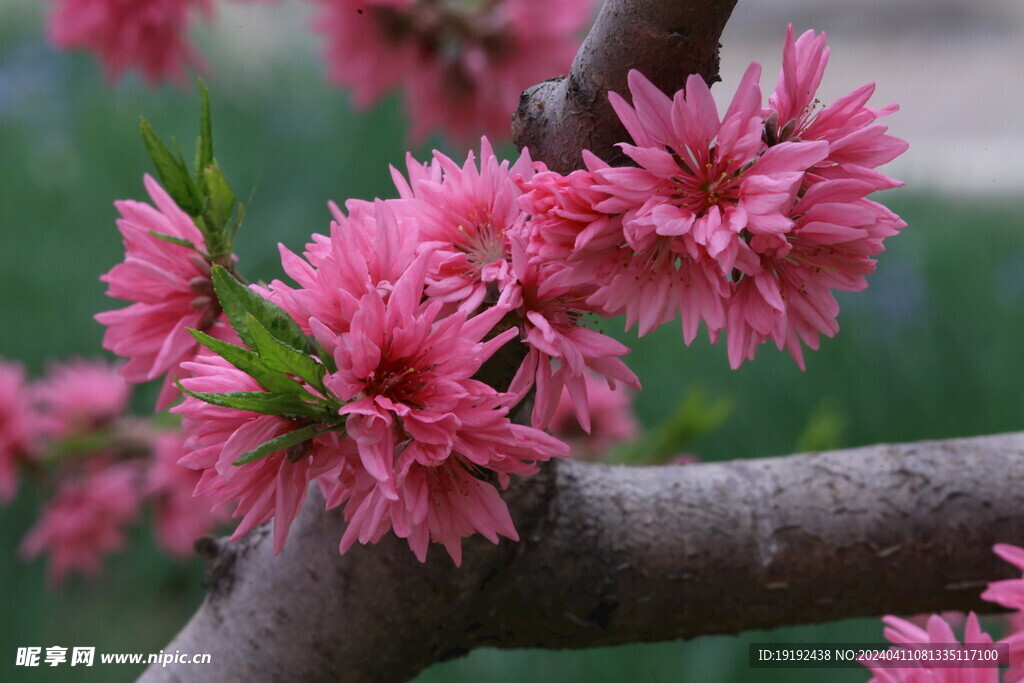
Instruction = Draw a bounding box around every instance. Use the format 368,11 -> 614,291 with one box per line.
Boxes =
1,8 -> 1023,682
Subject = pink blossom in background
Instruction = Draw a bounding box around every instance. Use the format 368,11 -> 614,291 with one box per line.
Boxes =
390,138 -> 532,312
173,354 -> 344,555
96,174 -> 237,409
19,461 -> 142,584
0,360 -> 36,502
864,613 -> 999,683
313,0 -> 593,142
548,369 -> 638,459
147,430 -> 227,556
47,0 -> 211,84
31,359 -> 130,438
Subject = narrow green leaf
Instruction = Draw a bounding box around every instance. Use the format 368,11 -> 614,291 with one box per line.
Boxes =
147,230 -> 197,251
245,314 -> 327,393
202,165 -> 236,236
189,329 -> 309,396
140,117 -> 202,215
231,423 -> 323,467
180,387 -> 320,418
211,266 -> 308,352
197,79 -> 214,173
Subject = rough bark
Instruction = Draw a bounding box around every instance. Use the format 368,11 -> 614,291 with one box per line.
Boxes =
141,433 -> 1024,682
512,0 -> 739,173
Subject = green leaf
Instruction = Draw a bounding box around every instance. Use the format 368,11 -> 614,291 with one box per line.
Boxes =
196,79 -> 214,173
180,387 -> 321,418
140,117 -> 203,216
245,313 -> 328,393
189,329 -> 309,396
231,423 -> 324,467
147,230 -> 197,251
202,165 -> 236,238
211,266 -> 308,352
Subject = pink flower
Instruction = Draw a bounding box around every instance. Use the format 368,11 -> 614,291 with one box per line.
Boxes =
725,180 -> 905,369
20,461 -> 142,584
0,360 -> 36,502
391,138 -> 532,312
548,369 -> 638,459
764,25 -> 909,189
262,198 -> 419,356
315,252 -> 568,563
31,359 -> 130,437
96,174 -> 236,409
172,354 -> 344,555
982,543 -> 1024,681
502,232 -> 640,432
864,613 -> 999,683
590,67 -> 829,342
146,430 -> 227,556
313,0 -> 592,142
47,0 -> 211,84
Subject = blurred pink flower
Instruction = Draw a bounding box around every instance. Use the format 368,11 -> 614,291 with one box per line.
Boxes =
96,174 -> 237,409
20,461 -> 142,584
313,0 -> 592,142
864,613 -> 999,683
147,430 -> 227,556
548,370 -> 638,459
0,360 -> 36,502
173,354 -> 344,555
47,0 -> 211,84
31,359 -> 130,437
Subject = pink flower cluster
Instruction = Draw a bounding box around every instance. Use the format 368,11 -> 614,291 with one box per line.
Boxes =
1,358 -> 226,583
313,0 -> 593,142
47,0 -> 212,84
865,544 -> 1024,682
521,26 -> 908,369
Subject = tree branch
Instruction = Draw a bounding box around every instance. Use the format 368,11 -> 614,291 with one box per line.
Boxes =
513,0 -> 739,173
142,432 -> 1024,681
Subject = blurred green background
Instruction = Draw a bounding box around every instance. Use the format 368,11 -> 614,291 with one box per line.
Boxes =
2,0 -> 1023,681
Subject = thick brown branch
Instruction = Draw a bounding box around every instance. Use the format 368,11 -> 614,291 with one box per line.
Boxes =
142,433 -> 1024,681
513,0 -> 739,173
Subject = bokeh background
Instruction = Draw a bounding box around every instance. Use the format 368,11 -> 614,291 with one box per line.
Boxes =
1,0 -> 1023,680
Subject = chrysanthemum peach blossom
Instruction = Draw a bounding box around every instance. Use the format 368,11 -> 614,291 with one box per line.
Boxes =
548,370 -> 638,460
764,25 -> 908,190
173,354 -> 344,555
315,253 -> 568,563
31,359 -> 130,438
47,0 -> 210,84
19,461 -> 142,584
591,67 -> 829,341
0,360 -> 35,503
725,179 -> 906,369
313,0 -> 592,142
262,199 -> 419,356
502,233 -> 639,432
96,174 -> 236,409
864,613 -> 999,683
390,138 -> 532,312
147,430 -> 227,556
